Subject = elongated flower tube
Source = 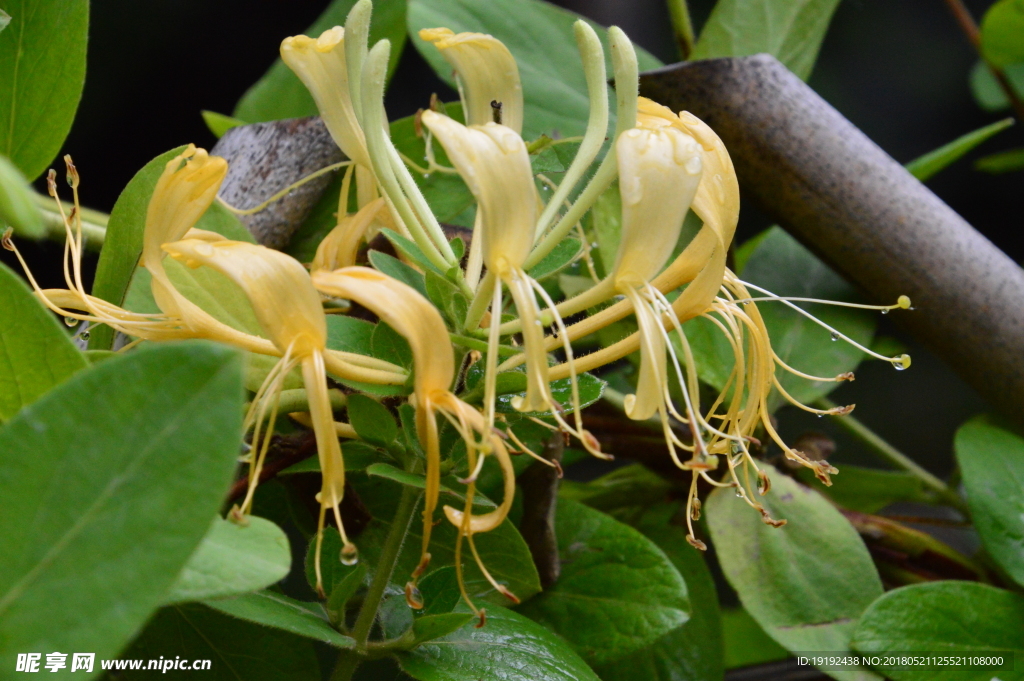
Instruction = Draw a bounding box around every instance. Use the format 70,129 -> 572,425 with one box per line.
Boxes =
419,28 -> 524,134
311,197 -> 386,271
421,109 -> 601,459
161,238 -> 357,595
312,266 -> 517,619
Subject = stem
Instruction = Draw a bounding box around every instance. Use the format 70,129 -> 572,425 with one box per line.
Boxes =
666,0 -> 696,59
331,483 -> 421,680
31,192 -> 107,249
941,0 -> 1024,123
814,397 -> 969,514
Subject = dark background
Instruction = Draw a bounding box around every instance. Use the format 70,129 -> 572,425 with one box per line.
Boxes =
4,0 -> 1018,473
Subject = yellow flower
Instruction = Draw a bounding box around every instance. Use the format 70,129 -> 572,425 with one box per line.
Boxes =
162,238 -> 358,594
418,28 -> 524,133
312,266 -> 517,621
421,109 -> 601,458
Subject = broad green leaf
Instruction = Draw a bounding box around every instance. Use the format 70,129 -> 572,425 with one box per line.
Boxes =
353,473 -> 541,607
906,118 -> 1015,182
594,503 -> 724,681
795,464 -> 934,514
204,591 -> 355,648
498,372 -> 606,415
425,269 -> 469,329
706,463 -> 883,681
202,110 -> 247,138
118,603 -> 321,681
980,0 -> 1024,68
372,319 -> 415,370
164,516 -> 291,605
326,561 -> 367,626
89,147 -> 187,350
369,249 -> 428,297
234,0 -> 407,122
955,416 -> 1024,587
692,0 -> 840,80
722,608 -> 789,669
969,60 -> 1024,111
851,582 -> 1024,681
382,227 -> 446,275
348,393 -> 399,447
0,343 -> 244,673
591,182 -> 622,275
976,146 -> 1024,174
0,262 -> 87,421
0,153 -> 43,237
398,605 -> 601,681
303,526 -> 365,598
684,227 -> 875,410
528,237 -> 581,281
516,499 -> 689,666
0,0 -> 88,180
408,0 -> 662,139
559,463 -> 672,523
327,315 -> 409,396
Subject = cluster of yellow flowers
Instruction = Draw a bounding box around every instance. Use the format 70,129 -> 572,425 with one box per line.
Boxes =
4,0 -> 911,622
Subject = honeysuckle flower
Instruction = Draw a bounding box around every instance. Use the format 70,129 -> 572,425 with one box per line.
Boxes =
312,266 -> 517,621
311,197 -> 386,271
420,109 -> 602,461
161,238 -> 359,594
418,28 -> 524,134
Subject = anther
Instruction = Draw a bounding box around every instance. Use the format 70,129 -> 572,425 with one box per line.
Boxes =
836,372 -> 855,382
475,609 -> 488,628
405,582 -> 425,610
760,511 -> 787,528
757,470 -> 771,496
227,505 -> 249,526
46,169 -> 58,197
686,535 -> 707,551
490,100 -> 502,125
498,585 -> 520,605
64,155 -> 79,188
2,227 -> 14,251
690,497 -> 702,521
412,552 -> 432,578
413,108 -> 425,138
828,404 -> 856,416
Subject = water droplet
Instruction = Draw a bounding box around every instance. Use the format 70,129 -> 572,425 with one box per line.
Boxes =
423,173 -> 431,179
590,242 -> 599,249
340,544 -> 359,566
79,330 -> 90,341
540,184 -> 549,191
830,331 -> 839,341
64,316 -> 77,327
894,362 -> 906,371
881,309 -> 889,315
817,413 -> 824,418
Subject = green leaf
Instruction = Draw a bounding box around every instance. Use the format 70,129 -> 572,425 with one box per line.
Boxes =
164,516 -> 291,604
408,612 -> 476,645
326,561 -> 367,626
372,319 -> 415,370
969,60 -> 1024,111
0,262 -> 87,421
353,473 -> 541,607
795,464 -> 934,514
117,603 -> 322,680
706,463 -> 883,681
955,416 -> 1024,587
905,118 -> 1015,182
527,237 -> 581,281
691,0 -> 841,80
496,371 -> 606,415
980,0 -> 1024,68
685,227 -> 875,410
303,526 -> 364,597
88,147 -> 187,350
398,605 -> 601,681
369,250 -> 428,297
327,315 -> 376,355
976,146 -> 1024,174
204,591 -> 355,648
426,269 -> 469,329
594,503 -> 724,681
0,0 -> 88,180
851,582 -> 1024,681
722,608 -> 789,669
516,499 -> 689,665
0,342 -> 245,671
559,463 -> 672,522
0,153 -> 43,237
408,0 -> 662,139
348,393 -> 399,447
591,182 -> 622,275
202,110 -> 247,138
382,227 -> 445,275
234,0 -> 407,122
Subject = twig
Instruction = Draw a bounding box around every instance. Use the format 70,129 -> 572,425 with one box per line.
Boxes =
942,0 -> 1024,123
666,0 -> 696,60
518,433 -> 564,588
